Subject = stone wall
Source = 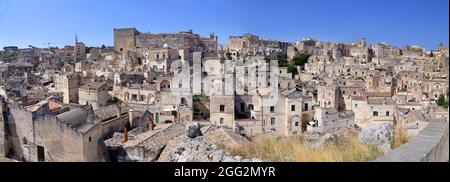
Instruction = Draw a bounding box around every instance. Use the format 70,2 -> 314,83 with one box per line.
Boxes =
33,116 -> 85,162
5,103 -> 34,158
374,122 -> 449,162
210,96 -> 234,127
101,114 -> 129,139
114,28 -> 138,52
0,104 -> 7,157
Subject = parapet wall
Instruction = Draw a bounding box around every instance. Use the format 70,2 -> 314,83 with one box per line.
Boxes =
374,122 -> 449,162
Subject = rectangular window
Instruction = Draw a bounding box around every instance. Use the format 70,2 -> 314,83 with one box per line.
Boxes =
271,118 -> 276,125
386,111 -> 390,116
291,105 -> 295,111
220,118 -> 224,124
373,111 -> 379,116
295,122 -> 299,126
220,105 -> 225,112
270,106 -> 275,113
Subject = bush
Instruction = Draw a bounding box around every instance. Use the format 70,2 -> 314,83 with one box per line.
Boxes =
287,64 -> 298,75
111,96 -> 123,104
193,94 -> 209,101
291,53 -> 310,67
437,94 -> 449,109
392,125 -> 411,149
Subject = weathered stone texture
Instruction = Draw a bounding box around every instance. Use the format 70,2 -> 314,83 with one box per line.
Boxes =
358,123 -> 394,153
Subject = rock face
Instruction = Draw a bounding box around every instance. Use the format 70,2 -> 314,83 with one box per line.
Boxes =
160,124 -> 262,162
162,136 -> 261,162
358,123 -> 394,153
186,122 -> 203,138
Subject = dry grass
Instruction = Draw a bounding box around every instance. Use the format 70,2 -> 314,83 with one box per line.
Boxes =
219,134 -> 383,162
392,125 -> 411,149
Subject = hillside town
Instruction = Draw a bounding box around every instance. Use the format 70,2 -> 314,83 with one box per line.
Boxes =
0,28 -> 448,162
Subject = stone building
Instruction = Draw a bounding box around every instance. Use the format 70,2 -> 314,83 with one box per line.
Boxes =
370,43 -> 401,58
143,45 -> 181,73
55,73 -> 82,104
350,92 -> 395,126
114,28 -> 218,55
54,42 -> 86,60
402,45 -> 426,59
232,88 -> 306,137
79,82 -> 111,110
317,84 -> 343,111
33,107 -> 104,162
228,34 -> 290,58
210,95 -> 235,128
0,96 -> 106,162
308,107 -> 355,133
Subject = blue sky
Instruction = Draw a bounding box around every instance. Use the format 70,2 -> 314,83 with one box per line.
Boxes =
0,0 -> 448,50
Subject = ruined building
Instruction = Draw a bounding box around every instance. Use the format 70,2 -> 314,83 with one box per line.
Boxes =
0,96 -> 107,162
114,28 -> 218,55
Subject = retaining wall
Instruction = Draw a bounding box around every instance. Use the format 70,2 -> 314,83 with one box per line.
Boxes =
374,122 -> 449,162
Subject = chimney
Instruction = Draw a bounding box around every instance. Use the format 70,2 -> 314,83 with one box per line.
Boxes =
123,128 -> 128,143
128,109 -> 134,126
148,116 -> 155,131
116,104 -> 121,118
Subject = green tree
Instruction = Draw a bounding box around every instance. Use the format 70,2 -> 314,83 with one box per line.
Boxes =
437,94 -> 448,109
275,53 -> 289,67
85,47 -> 92,54
112,96 -> 123,104
287,64 -> 298,75
291,53 -> 311,69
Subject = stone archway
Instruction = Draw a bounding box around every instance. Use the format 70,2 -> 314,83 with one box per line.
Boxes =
160,80 -> 170,91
